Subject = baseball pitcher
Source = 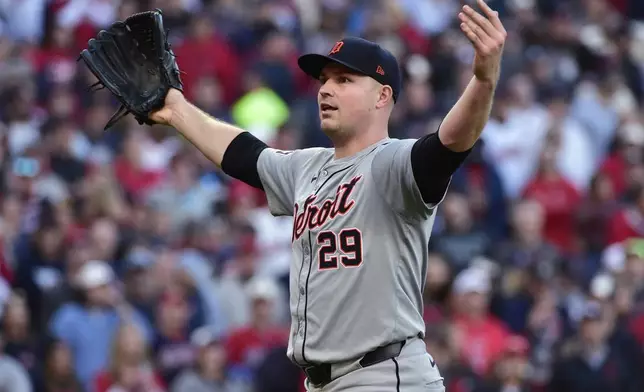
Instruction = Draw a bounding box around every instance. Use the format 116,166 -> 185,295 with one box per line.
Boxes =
79,0 -> 507,390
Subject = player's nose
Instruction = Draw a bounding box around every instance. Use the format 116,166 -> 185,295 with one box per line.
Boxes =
318,81 -> 333,98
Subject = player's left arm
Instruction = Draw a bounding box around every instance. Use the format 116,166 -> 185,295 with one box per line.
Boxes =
411,0 -> 506,204
439,0 -> 506,152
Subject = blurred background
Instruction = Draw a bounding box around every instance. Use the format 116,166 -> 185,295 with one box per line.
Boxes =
0,0 -> 642,391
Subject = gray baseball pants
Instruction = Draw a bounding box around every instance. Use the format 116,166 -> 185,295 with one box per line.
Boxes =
305,338 -> 445,392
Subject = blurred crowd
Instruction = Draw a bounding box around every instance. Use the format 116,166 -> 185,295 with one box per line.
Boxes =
0,0 -> 643,391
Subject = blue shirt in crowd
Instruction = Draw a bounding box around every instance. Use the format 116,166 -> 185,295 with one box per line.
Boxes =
49,303 -> 154,390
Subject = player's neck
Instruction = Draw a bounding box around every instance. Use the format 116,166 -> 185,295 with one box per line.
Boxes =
333,129 -> 388,160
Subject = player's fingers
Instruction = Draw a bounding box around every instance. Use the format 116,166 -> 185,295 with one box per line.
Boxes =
462,5 -> 501,40
458,12 -> 490,45
477,0 -> 507,34
459,9 -> 506,57
459,22 -> 486,52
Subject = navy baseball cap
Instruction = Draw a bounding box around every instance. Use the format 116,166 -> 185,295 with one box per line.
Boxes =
298,37 -> 403,103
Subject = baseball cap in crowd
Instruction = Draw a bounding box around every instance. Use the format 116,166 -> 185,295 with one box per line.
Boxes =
246,277 -> 280,302
298,37 -> 403,102
190,326 -> 221,348
469,256 -> 501,279
601,242 -> 626,273
590,273 -> 615,300
75,260 -> 114,290
125,247 -> 155,271
452,267 -> 490,295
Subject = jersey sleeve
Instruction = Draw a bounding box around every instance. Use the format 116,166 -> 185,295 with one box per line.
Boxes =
256,148 -> 300,217
371,139 -> 447,218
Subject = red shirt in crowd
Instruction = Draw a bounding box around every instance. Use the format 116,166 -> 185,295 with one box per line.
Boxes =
228,180 -> 268,209
463,164 -> 489,220
113,157 -> 164,199
607,0 -> 628,13
29,46 -> 76,76
93,369 -> 165,392
423,303 -> 446,325
600,154 -> 627,197
607,208 -> 644,245
453,315 -> 509,376
628,308 -> 644,346
225,326 -> 289,369
0,244 -> 14,283
397,23 -> 431,56
174,35 -> 241,105
523,175 -> 581,252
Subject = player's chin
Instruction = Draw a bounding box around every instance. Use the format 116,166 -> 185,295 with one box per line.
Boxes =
320,118 -> 341,134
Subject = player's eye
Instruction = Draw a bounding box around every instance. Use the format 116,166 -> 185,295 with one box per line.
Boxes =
338,77 -> 350,83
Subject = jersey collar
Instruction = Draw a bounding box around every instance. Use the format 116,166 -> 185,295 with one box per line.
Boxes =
326,137 -> 392,169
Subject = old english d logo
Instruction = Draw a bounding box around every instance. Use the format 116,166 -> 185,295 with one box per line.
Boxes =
329,41 -> 344,55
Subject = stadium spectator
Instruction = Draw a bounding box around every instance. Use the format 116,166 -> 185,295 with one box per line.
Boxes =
493,199 -> 561,271
476,335 -> 532,392
451,267 -> 509,376
1,292 -> 40,388
522,138 -> 582,253
432,192 -> 491,272
549,301 -> 641,392
0,333 -> 32,392
121,246 -> 159,324
608,184 -> 644,244
151,287 -> 196,386
225,277 -> 289,375
577,173 -> 620,255
173,13 -> 241,104
147,150 -> 223,234
171,326 -> 249,392
49,260 -> 153,389
424,323 -> 484,392
113,129 -> 165,200
94,323 -> 165,392
14,205 -> 66,328
451,141 -> 508,242
40,338 -> 82,392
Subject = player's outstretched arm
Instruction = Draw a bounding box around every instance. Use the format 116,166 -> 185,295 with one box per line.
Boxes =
400,0 -> 506,206
152,88 -> 299,214
438,0 -> 507,152
150,88 -> 247,168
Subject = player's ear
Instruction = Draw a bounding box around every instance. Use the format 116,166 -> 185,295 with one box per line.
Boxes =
375,85 -> 394,109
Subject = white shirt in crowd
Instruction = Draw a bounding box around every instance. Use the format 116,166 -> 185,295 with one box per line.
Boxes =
482,105 -> 550,199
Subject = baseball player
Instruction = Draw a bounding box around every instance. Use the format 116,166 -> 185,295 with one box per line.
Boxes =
149,1 -> 506,390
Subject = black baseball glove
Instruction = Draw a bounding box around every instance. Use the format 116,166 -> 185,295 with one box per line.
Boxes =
79,9 -> 183,130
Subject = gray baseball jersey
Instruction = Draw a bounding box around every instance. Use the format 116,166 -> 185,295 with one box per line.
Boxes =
256,137 -> 440,366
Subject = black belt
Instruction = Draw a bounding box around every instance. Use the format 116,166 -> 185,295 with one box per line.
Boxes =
303,341 -> 405,387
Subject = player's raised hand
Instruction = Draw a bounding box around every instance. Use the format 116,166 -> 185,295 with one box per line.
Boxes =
458,0 -> 507,85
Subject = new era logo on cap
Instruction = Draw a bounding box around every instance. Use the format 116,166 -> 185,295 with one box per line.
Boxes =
298,37 -> 402,102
